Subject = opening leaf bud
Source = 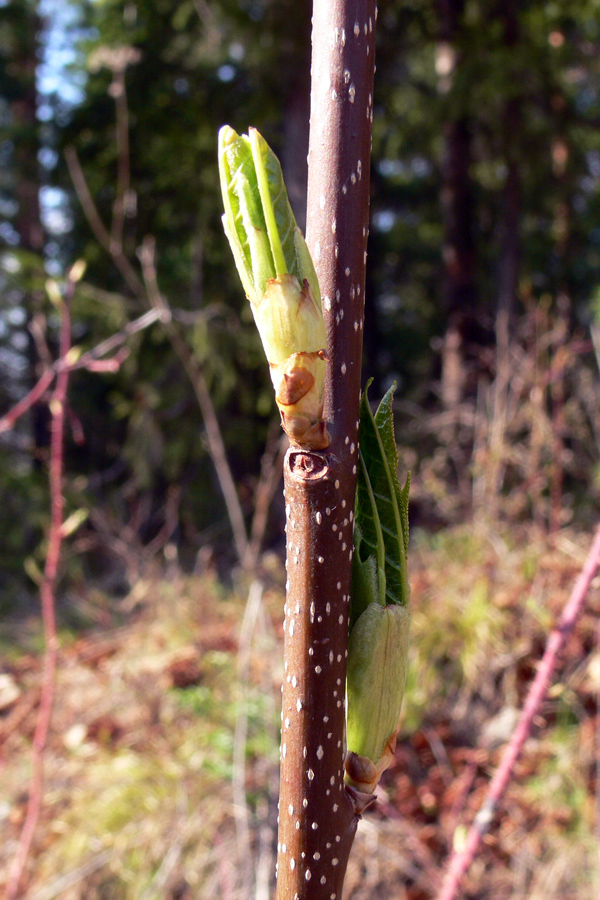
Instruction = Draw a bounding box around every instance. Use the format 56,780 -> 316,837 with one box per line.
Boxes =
345,602 -> 410,793
218,125 -> 329,449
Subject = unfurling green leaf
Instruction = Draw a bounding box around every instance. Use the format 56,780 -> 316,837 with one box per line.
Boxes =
218,125 -> 329,449
353,382 -> 410,617
345,382 -> 411,794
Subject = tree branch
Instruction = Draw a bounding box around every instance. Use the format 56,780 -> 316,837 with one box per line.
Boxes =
65,144 -> 145,299
0,308 -> 165,435
68,68 -> 254,575
0,367 -> 55,434
138,237 -> 250,569
245,426 -> 287,575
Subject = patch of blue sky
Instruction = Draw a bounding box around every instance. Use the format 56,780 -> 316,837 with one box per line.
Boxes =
36,1 -> 90,268
38,0 -> 89,109
40,187 -> 73,236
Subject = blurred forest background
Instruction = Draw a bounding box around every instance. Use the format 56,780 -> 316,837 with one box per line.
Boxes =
2,1 -> 600,899
3,0 -> 600,599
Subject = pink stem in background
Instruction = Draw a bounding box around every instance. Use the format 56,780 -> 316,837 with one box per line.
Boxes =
0,368 -> 55,434
436,524 -> 600,900
6,298 -> 72,900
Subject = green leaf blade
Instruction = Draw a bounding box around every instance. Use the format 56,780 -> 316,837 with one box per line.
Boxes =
353,382 -> 410,611
347,382 -> 411,790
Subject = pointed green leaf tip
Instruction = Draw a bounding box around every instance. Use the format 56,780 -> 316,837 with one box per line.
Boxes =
218,125 -> 320,305
218,125 -> 330,450
345,382 -> 411,793
351,381 -> 410,628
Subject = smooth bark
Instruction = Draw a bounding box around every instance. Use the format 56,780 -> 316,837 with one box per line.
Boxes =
276,2 -> 377,898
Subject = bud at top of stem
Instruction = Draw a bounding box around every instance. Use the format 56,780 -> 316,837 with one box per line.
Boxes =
219,125 -> 330,449
218,125 -> 320,307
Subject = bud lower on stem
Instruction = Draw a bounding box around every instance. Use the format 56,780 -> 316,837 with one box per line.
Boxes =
345,602 -> 410,792
345,384 -> 411,794
218,125 -> 330,449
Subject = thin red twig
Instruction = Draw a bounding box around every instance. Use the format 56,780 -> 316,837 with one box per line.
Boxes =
0,368 -> 55,434
436,524 -> 600,900
0,309 -> 164,435
6,294 -> 72,900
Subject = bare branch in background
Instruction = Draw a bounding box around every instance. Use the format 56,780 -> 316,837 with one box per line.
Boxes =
138,237 -> 250,569
6,277 -> 74,900
0,309 -> 162,434
193,0 -> 224,53
65,144 -> 145,298
66,65 -> 275,574
244,425 -> 287,574
0,367 -> 55,434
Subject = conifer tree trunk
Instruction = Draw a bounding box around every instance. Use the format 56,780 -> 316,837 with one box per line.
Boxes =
275,2 -> 376,898
438,0 -> 476,412
8,0 -> 48,456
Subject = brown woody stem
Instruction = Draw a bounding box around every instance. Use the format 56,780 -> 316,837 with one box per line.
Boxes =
276,2 -> 377,898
